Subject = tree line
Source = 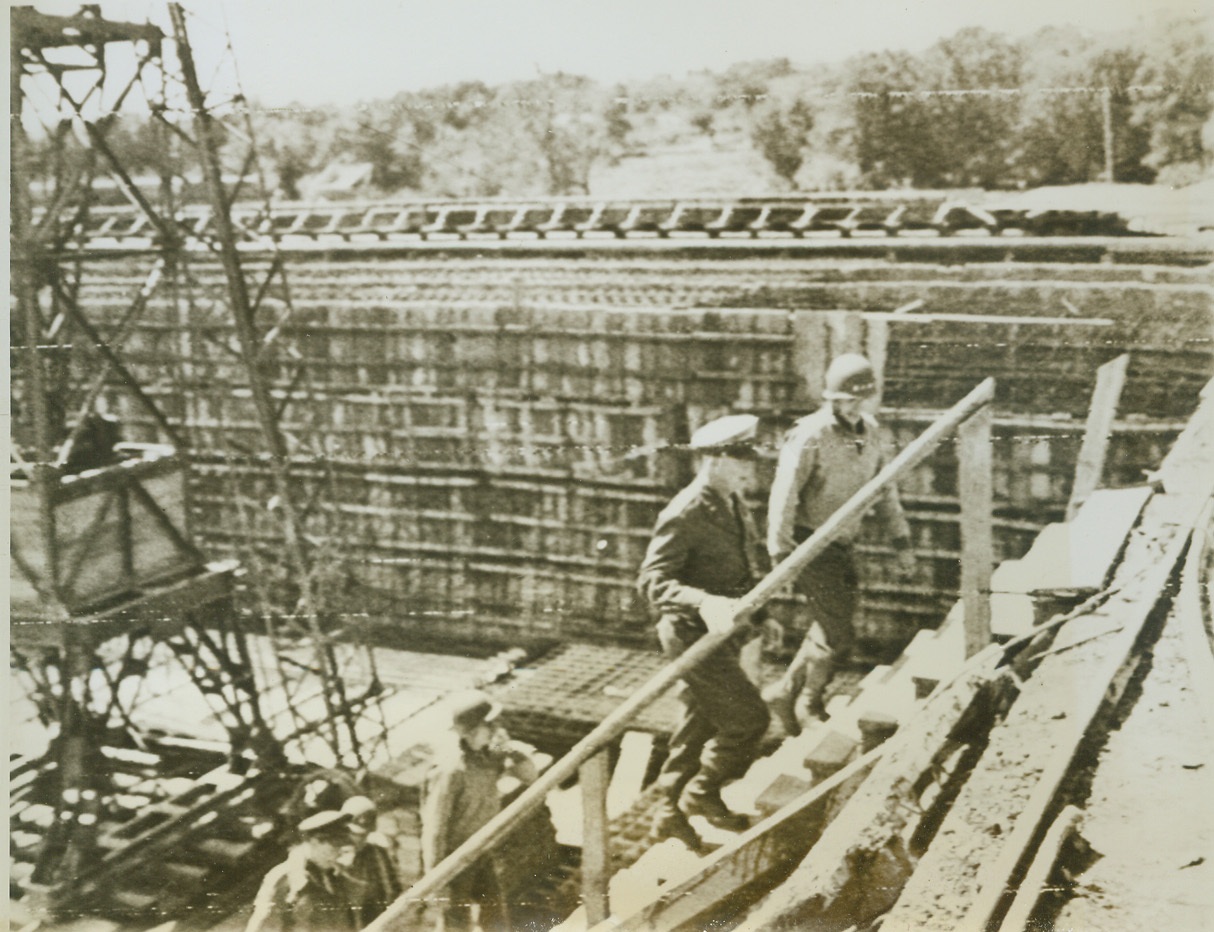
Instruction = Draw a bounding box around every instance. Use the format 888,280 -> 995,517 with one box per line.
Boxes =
31,17 -> 1214,199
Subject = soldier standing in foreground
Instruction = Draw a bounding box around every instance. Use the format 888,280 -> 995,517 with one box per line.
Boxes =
421,691 -> 538,932
638,414 -> 771,850
764,354 -> 915,735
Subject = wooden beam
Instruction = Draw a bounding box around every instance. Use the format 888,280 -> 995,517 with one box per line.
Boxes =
791,311 -> 829,406
1067,354 -> 1130,520
828,309 -> 865,357
958,403 -> 994,657
580,751 -> 612,926
885,495 -> 1192,932
865,317 -> 889,409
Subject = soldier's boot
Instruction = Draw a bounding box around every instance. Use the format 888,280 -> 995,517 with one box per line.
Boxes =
798,653 -> 836,724
650,797 -> 705,852
680,775 -> 751,832
762,674 -> 802,737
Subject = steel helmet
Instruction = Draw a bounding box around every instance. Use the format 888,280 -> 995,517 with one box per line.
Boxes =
822,354 -> 877,400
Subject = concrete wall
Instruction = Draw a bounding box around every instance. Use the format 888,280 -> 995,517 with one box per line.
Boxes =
68,248 -> 1210,655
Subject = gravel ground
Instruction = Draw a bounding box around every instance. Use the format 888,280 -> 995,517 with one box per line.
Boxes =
1053,601 -> 1214,932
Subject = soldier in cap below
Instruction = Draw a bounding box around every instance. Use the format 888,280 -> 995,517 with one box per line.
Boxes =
764,354 -> 915,736
421,690 -> 538,932
338,795 -> 402,927
637,414 -> 771,851
245,810 -> 360,932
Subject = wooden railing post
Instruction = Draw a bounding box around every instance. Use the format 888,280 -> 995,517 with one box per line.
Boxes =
1068,353 -> 1130,520
959,403 -> 994,657
580,751 -> 612,925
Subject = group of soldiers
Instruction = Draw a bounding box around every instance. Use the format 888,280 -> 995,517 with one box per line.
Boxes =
246,692 -> 537,932
244,352 -> 909,930
638,353 -> 913,850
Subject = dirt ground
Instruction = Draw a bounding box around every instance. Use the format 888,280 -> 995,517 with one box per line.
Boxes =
1052,602 -> 1214,931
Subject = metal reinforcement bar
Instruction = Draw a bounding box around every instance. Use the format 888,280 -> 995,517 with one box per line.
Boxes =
363,377 -> 995,932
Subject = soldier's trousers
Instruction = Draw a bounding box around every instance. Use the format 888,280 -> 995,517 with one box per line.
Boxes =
790,537 -> 860,660
653,615 -> 770,804
771,537 -> 861,713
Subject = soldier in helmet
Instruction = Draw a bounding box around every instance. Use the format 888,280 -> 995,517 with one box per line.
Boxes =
637,414 -> 770,850
764,354 -> 915,735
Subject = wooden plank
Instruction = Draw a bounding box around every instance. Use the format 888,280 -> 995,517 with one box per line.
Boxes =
1067,353 -> 1130,520
606,732 -> 653,819
996,806 -> 1084,932
599,748 -> 882,932
580,751 -> 612,927
958,404 -> 994,657
883,494 -> 1190,932
865,317 -> 889,409
741,644 -> 1005,931
1015,487 -> 1152,595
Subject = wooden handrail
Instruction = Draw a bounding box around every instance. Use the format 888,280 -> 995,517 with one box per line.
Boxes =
363,377 -> 996,932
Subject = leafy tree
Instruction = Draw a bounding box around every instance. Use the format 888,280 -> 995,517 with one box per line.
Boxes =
1130,16 -> 1214,180
512,74 -> 608,195
750,99 -> 814,186
691,110 -> 715,136
604,91 -> 633,147
846,50 -> 934,187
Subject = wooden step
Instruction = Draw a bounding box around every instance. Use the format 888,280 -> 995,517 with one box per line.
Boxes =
190,836 -> 256,866
108,889 -> 159,911
857,711 -> 900,753
161,861 -> 211,884
755,773 -> 815,818
804,730 -> 859,782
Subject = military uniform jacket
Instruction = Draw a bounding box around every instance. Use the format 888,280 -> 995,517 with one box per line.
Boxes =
637,477 -> 766,633
245,848 -> 358,932
767,405 -> 910,560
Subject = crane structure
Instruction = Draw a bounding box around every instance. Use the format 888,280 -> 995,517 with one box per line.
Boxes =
9,4 -> 391,908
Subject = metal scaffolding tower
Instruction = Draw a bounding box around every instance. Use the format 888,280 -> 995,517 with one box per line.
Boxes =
10,5 -> 392,910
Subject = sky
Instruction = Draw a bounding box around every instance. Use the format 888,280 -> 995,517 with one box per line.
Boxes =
20,0 -> 1214,109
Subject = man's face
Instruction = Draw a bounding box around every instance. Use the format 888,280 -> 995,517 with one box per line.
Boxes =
711,453 -> 756,492
830,397 -> 864,425
463,720 -> 494,750
309,836 -> 347,870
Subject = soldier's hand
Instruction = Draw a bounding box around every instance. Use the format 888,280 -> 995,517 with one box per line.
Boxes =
700,595 -> 745,635
761,618 -> 785,652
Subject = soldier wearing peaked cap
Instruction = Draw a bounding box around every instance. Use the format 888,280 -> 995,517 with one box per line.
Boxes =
338,796 -> 402,927
246,810 -> 360,932
764,354 -> 915,736
637,414 -> 770,850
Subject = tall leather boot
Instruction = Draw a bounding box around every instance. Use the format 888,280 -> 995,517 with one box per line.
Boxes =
650,795 -> 705,851
763,630 -> 832,736
798,653 -> 836,722
762,669 -> 804,737
680,773 -> 751,832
